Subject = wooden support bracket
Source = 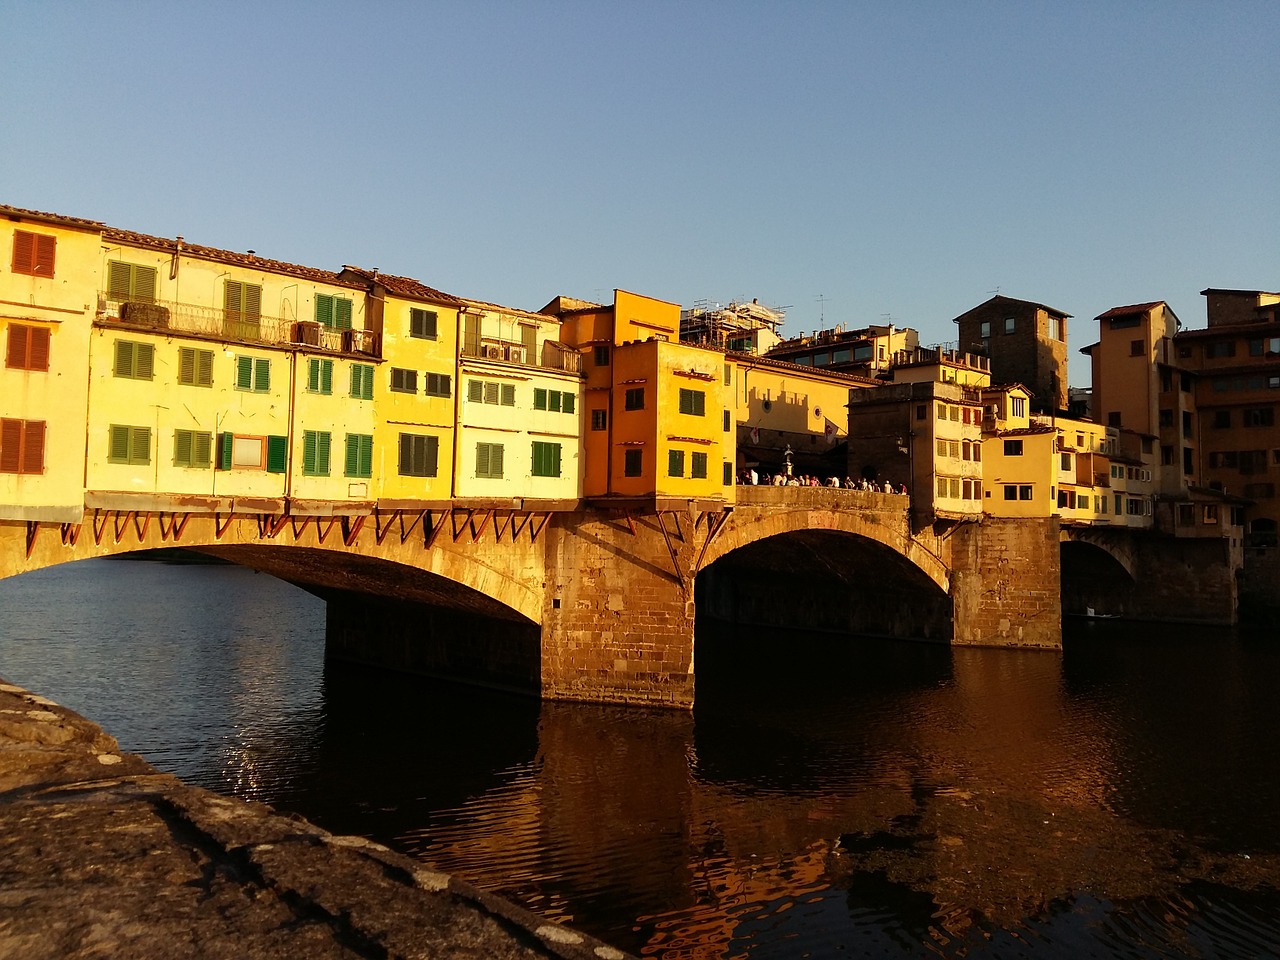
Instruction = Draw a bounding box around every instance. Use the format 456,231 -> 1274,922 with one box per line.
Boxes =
60,523 -> 81,547
654,511 -> 690,598
342,514 -> 366,547
215,512 -> 236,540
529,512 -> 551,544
25,521 -> 38,559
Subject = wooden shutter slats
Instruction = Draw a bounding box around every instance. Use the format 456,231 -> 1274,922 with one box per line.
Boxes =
0,419 -> 22,473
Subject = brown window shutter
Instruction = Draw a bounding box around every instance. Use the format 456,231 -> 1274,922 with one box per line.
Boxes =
11,232 -> 35,274
22,421 -> 44,473
0,419 -> 21,473
34,234 -> 56,276
28,327 -> 49,370
5,324 -> 27,368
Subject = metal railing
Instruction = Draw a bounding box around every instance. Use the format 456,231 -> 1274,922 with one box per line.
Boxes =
96,294 -> 380,358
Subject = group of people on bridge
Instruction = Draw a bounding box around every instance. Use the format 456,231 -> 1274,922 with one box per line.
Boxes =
737,469 -> 908,495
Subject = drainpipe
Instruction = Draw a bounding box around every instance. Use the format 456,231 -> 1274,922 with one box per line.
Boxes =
284,349 -> 296,509
450,307 -> 464,500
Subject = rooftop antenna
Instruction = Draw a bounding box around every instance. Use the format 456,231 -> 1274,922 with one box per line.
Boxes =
816,293 -> 827,331
989,285 -> 1001,296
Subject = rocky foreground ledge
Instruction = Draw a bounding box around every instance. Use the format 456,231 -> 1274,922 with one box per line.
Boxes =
0,679 -> 634,960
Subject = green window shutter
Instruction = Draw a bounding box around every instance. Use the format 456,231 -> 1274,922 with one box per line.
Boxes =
424,435 -> 438,477
236,356 -> 253,390
193,432 -> 212,467
321,360 -> 332,394
196,350 -> 213,386
174,429 -> 192,466
131,427 -> 151,464
179,348 -> 195,384
484,381 -> 499,404
359,435 -> 372,477
113,340 -> 130,377
108,425 -> 129,462
692,452 -> 707,479
107,261 -> 132,300
669,449 -> 684,477
255,358 -> 270,392
244,284 -> 261,320
218,432 -> 233,469
307,358 -> 320,392
266,435 -> 287,473
723,461 -> 733,485
500,383 -> 515,406
476,443 -> 489,477
492,444 -> 503,478
303,432 -> 317,474
225,280 -> 243,317
134,265 -> 157,302
316,294 -> 334,327
136,344 -> 153,380
317,432 -> 331,474
553,443 -> 561,477
335,297 -> 352,330
563,394 -> 575,414
468,379 -> 483,402
533,388 -> 547,410
345,435 -> 360,476
548,391 -> 561,413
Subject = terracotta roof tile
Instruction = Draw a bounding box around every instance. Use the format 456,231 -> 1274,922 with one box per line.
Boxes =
104,227 -> 361,288
0,204 -> 105,230
341,266 -> 464,305
1094,301 -> 1164,320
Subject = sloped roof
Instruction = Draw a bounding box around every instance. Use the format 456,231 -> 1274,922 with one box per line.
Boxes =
0,204 -> 105,230
951,294 -> 1071,323
341,266 -> 463,305
1094,301 -> 1164,320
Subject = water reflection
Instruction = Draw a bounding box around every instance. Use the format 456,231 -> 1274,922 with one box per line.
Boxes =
1,560 -> 1279,958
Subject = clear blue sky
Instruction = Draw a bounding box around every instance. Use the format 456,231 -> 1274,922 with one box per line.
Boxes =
4,1 -> 1277,387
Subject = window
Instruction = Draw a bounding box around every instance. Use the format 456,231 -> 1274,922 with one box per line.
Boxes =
980,321 -> 991,338
113,340 -> 154,380
723,363 -> 731,386
1158,409 -> 1173,428
1107,411 -> 1121,427
937,404 -> 947,420
1244,407 -> 1275,427
668,449 -> 685,477
1050,316 -> 1064,341
399,433 -> 439,477
1010,397 -> 1026,418
475,442 -> 504,479
594,345 -> 610,366
5,324 -> 50,371
533,388 -> 576,413
1004,439 -> 1023,456
315,293 -> 353,330
1109,315 -> 1140,330
1162,445 -> 1174,466
11,230 -> 55,277
307,358 -> 334,394
589,408 -> 609,431
1061,453 -> 1071,470
107,261 -> 157,302
915,404 -> 926,421
624,449 -> 642,477
0,419 -> 44,474
1003,484 -> 1018,501
409,308 -> 438,339
1004,316 -> 1015,334
1130,339 -> 1144,356
679,389 -> 706,416
344,434 -> 373,478
178,347 -> 213,386
217,433 -> 287,472
936,439 -> 948,457
425,372 -> 451,397
973,442 -> 981,462
467,379 -> 516,406
173,429 -> 212,468
350,363 -> 374,399
938,477 -> 949,498
723,462 -> 733,485
1212,410 -> 1231,429
691,451 -> 708,479
390,367 -> 418,393
108,424 -> 151,465
303,431 -> 332,476
235,355 -> 270,392
723,410 -> 731,432
224,281 -> 262,334
531,441 -> 561,478
1182,411 -> 1193,436
625,388 -> 645,411
1019,485 -> 1033,501
1203,505 -> 1219,524
1206,341 -> 1235,359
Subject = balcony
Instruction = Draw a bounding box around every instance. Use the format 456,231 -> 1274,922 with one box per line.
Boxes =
460,338 -> 582,374
96,294 -> 380,358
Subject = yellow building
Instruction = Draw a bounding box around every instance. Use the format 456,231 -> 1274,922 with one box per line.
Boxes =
340,268 -> 461,505
454,298 -> 583,503
87,229 -> 376,512
0,206 -> 102,522
979,384 -> 1058,518
552,290 -> 730,503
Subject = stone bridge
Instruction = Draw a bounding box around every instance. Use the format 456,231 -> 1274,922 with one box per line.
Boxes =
1,488 -> 1064,708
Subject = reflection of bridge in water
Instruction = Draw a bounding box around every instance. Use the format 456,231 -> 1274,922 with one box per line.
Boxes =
0,485 -> 1237,708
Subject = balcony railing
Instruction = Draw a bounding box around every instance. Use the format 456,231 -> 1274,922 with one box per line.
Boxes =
96,294 -> 380,358
460,338 -> 582,374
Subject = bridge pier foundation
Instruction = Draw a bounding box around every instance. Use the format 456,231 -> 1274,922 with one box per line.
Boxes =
950,517 -> 1062,649
540,513 -> 696,708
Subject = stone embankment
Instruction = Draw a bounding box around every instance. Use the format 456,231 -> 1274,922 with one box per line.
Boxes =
0,679 -> 633,960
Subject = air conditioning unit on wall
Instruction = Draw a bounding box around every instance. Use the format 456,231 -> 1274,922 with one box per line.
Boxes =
484,344 -> 503,359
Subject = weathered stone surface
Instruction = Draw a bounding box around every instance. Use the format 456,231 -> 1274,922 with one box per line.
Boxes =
0,681 -> 634,960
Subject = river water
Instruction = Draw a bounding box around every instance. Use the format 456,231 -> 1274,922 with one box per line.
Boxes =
1,556 -> 1278,959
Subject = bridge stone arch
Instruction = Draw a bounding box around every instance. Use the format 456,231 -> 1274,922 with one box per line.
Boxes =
1059,527 -> 1137,581
2,508 -> 549,626
702,490 -> 951,594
